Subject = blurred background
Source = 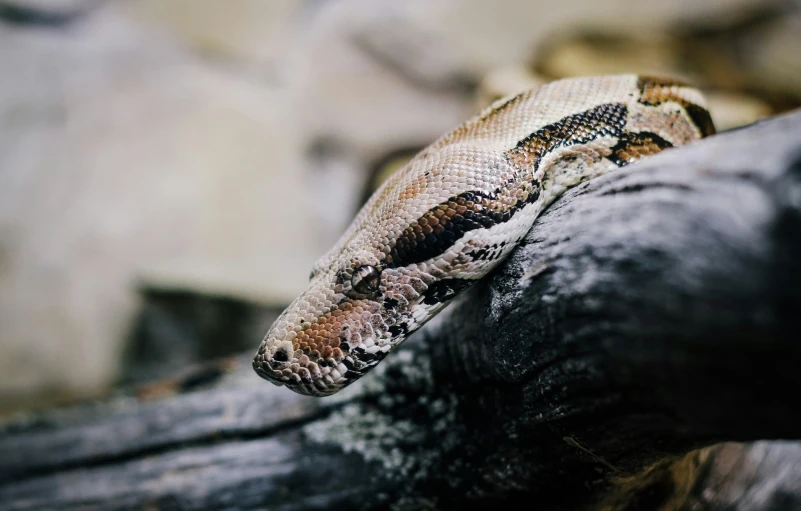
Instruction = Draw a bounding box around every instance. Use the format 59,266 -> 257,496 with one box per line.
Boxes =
0,0 -> 799,416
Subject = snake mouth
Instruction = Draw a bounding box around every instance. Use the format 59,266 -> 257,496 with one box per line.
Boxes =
251,351 -> 349,397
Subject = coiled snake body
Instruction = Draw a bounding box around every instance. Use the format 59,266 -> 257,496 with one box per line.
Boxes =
253,74 -> 715,396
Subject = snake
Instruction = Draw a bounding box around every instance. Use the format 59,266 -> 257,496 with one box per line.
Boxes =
252,74 -> 715,396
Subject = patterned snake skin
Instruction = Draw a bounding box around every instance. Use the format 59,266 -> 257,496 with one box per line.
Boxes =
253,74 -> 715,396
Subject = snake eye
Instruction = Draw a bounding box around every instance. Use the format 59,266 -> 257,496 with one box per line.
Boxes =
352,265 -> 381,294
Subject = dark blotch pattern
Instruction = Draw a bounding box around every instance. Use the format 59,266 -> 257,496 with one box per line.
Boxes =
683,103 -> 717,138
606,131 -> 673,167
388,324 -> 407,337
388,190 -> 521,268
342,357 -> 364,375
352,347 -> 388,364
507,102 -> 629,171
387,103 -> 629,269
486,93 -> 525,117
422,278 -> 475,306
471,248 -> 489,260
467,242 -> 507,262
637,76 -> 716,138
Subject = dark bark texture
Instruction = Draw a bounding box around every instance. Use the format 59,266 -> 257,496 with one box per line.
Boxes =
2,111 -> 801,510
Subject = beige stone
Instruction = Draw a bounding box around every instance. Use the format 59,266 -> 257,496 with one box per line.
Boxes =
124,0 -> 303,69
0,4 -> 315,411
705,91 -> 773,131
475,67 -> 544,111
744,16 -> 801,99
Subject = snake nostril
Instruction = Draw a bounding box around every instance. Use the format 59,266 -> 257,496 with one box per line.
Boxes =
272,349 -> 289,363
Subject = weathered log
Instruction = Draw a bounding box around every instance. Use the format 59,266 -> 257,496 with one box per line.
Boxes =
1,111 -> 800,510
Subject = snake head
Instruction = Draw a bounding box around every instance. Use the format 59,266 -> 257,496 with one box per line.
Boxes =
253,248 -> 465,396
251,144 -> 506,397
253,74 -> 713,396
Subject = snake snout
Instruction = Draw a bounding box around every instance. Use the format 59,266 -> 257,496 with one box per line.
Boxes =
253,277 -> 392,396
253,325 -> 353,396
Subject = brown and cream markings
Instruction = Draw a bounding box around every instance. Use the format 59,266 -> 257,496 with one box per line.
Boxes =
253,74 -> 715,396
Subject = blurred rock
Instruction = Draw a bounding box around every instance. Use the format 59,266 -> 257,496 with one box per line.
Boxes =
0,3 -> 315,413
705,90 -> 773,131
735,13 -> 801,103
536,34 -> 685,82
123,286 -> 283,385
125,0 -> 303,76
474,66 -> 544,111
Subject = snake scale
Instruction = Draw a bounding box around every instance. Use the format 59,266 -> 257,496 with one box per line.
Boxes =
253,74 -> 715,396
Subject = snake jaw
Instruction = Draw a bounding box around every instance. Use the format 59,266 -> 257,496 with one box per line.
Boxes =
252,265 -> 416,396
252,265 -> 453,396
